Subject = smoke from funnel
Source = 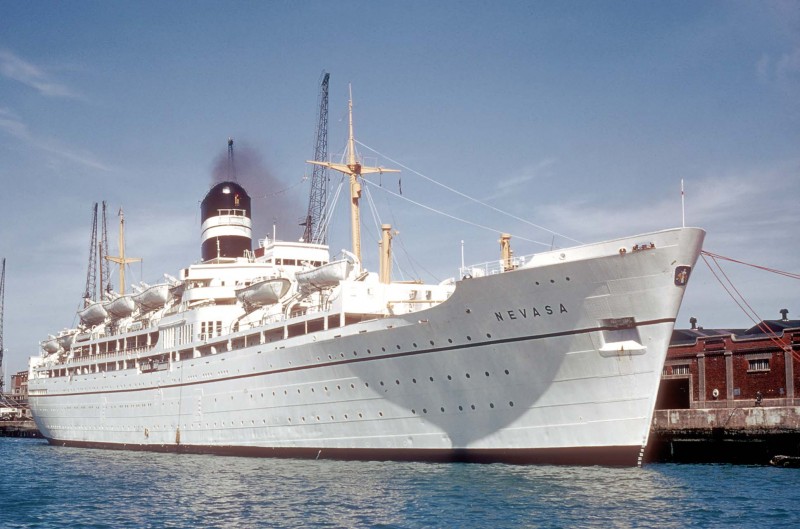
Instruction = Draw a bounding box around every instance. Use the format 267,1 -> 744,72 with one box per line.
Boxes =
211,141 -> 303,243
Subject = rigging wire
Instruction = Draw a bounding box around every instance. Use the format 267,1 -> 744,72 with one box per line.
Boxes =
355,139 -> 583,246
361,178 -> 548,246
700,252 -> 797,361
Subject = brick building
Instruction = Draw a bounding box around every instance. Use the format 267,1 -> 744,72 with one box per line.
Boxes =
656,310 -> 800,410
10,370 -> 29,406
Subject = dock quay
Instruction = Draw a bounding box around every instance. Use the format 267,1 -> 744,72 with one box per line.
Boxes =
646,406 -> 800,464
0,420 -> 41,438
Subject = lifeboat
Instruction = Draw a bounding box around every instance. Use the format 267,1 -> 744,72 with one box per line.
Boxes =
235,277 -> 291,309
296,258 -> 353,291
56,328 -> 78,350
41,335 -> 59,354
132,283 -> 170,312
103,294 -> 136,319
78,301 -> 107,326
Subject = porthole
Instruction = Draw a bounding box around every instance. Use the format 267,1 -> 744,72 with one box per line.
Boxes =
504,369 -> 510,375
413,378 -> 417,383
485,371 -> 490,377
490,403 -> 495,408
440,407 -> 445,413
471,404 -> 476,410
350,384 -> 355,389
458,405 -> 463,411
337,385 -> 341,390
448,338 -> 453,343
379,412 -> 383,417
486,333 -> 492,338
566,277 -> 571,281
430,340 -> 434,346
365,382 -> 369,388
380,381 -> 385,386
358,413 -> 363,418
381,347 -> 386,352
367,349 -> 372,354
344,414 -> 348,419
466,373 -> 471,378
423,408 -> 428,414
395,380 -> 400,385
429,376 -> 434,382
412,409 -> 416,414
466,336 -> 472,341
509,401 -> 514,407
447,375 -> 452,380
550,279 -> 555,283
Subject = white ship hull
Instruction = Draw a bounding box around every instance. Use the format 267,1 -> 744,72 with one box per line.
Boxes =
28,227 -> 704,465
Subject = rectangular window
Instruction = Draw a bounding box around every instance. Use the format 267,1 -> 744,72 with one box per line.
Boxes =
672,364 -> 690,375
748,359 -> 770,372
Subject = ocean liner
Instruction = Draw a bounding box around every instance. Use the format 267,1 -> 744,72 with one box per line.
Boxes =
28,94 -> 705,466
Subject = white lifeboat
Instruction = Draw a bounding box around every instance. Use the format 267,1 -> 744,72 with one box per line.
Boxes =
78,301 -> 107,326
132,283 -> 170,311
56,328 -> 78,350
103,293 -> 136,319
41,335 -> 59,354
296,258 -> 353,291
235,277 -> 291,309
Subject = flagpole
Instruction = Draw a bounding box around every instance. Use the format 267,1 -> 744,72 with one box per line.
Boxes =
681,179 -> 685,228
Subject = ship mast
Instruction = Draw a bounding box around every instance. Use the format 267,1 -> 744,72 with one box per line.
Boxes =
105,208 -> 141,295
307,85 -> 399,263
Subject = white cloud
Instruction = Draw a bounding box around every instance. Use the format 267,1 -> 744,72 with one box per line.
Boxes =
0,49 -> 81,98
0,108 -> 111,171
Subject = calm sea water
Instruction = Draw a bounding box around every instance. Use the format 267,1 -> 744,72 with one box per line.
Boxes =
1,438 -> 798,529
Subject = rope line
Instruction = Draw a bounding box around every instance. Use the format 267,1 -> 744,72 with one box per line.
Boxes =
355,139 -> 582,245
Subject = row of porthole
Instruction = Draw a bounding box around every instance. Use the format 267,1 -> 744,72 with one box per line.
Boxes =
211,368 -> 514,402
282,400 -> 516,425
255,368 -> 507,403
533,277 -> 571,286
312,335 -> 497,363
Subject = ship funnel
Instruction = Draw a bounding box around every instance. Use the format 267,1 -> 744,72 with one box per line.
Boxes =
200,181 -> 252,261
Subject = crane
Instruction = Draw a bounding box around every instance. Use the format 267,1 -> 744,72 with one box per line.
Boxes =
100,201 -> 111,294
302,71 -> 330,244
0,258 -> 5,393
83,203 -> 99,304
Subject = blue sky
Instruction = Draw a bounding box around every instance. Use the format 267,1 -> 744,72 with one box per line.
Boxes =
1,1 -> 798,382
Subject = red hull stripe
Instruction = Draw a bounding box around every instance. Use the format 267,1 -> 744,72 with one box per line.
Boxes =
44,437 -> 642,466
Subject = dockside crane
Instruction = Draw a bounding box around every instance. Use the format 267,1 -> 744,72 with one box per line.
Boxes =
0,258 -> 5,393
302,71 -> 330,244
83,203 -> 99,304
100,201 -> 111,294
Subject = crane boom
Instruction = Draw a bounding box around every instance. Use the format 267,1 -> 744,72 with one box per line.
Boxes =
84,203 -> 99,302
0,258 -> 5,393
302,71 -> 330,244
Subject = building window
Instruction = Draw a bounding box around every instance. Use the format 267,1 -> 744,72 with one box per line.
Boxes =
672,364 -> 690,375
748,358 -> 770,372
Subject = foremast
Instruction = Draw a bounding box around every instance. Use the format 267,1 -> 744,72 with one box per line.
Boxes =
105,209 -> 141,295
307,85 -> 399,264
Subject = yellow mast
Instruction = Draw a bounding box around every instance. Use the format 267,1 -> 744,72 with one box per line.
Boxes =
104,208 -> 141,295
307,85 -> 399,264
